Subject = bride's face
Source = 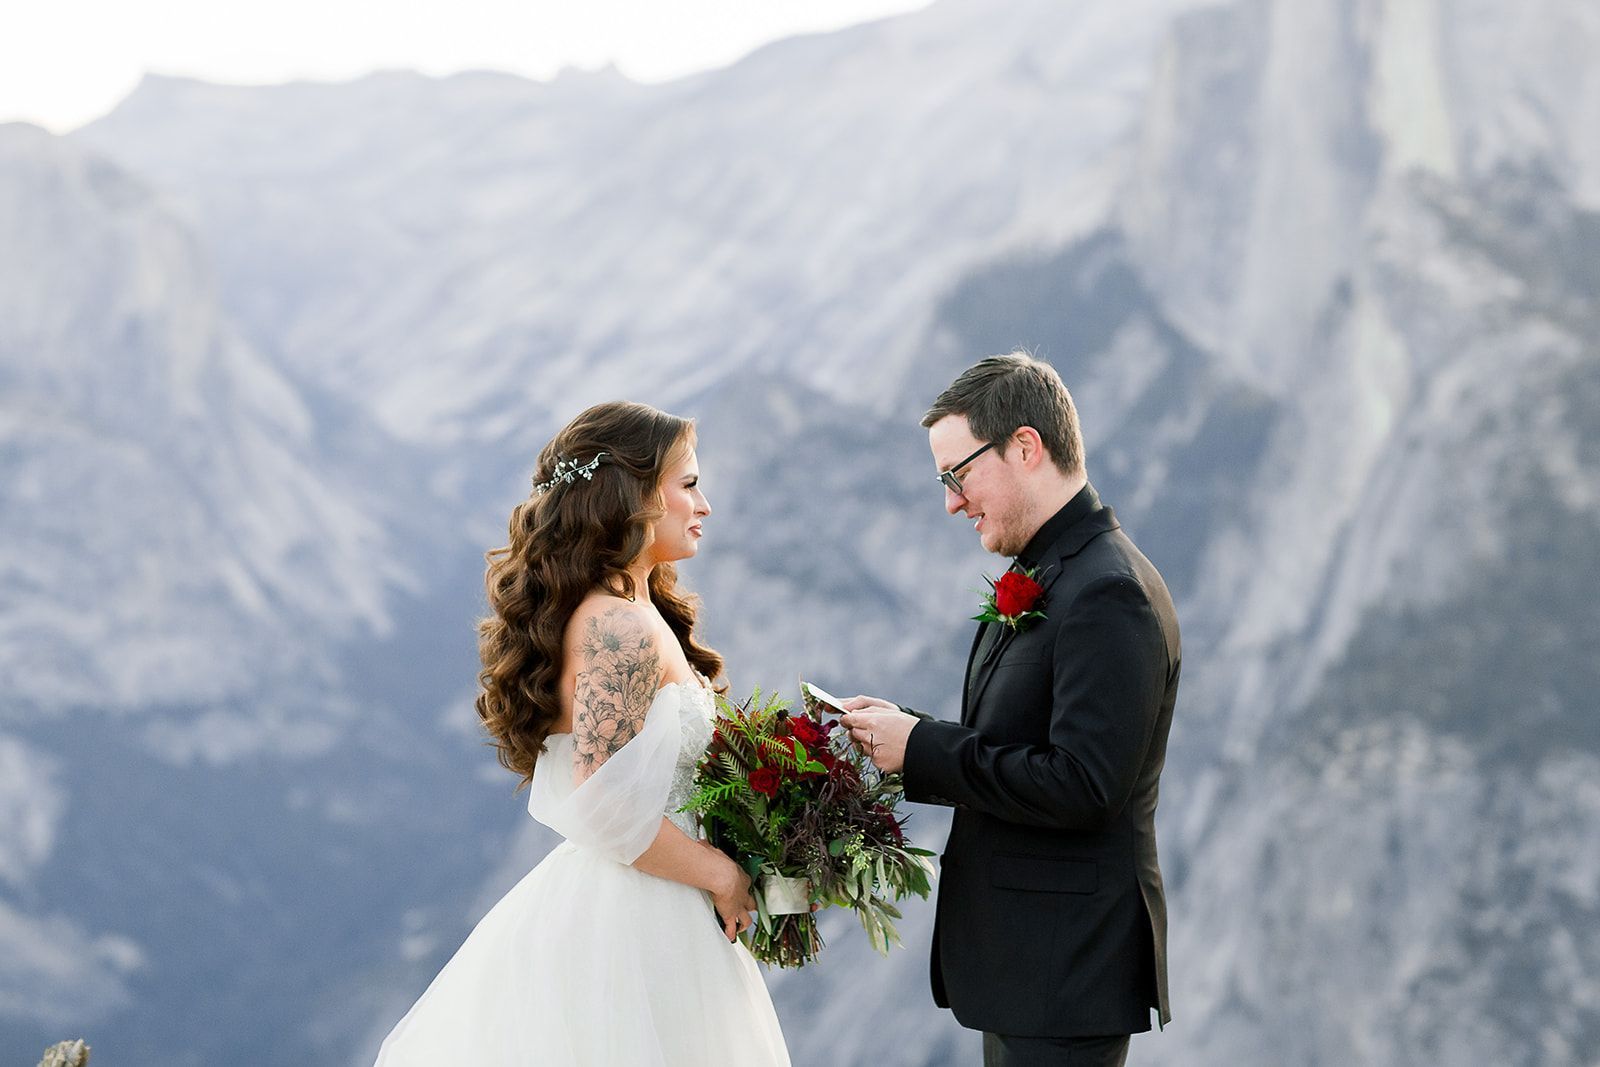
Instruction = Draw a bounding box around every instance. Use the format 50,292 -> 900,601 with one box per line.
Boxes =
646,446 -> 710,565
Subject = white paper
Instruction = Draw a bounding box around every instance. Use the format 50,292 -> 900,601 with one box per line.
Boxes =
802,681 -> 850,715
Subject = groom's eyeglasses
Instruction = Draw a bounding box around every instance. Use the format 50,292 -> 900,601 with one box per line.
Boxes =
937,442 -> 995,494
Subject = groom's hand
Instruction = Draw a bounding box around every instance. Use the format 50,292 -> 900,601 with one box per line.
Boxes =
839,697 -> 917,775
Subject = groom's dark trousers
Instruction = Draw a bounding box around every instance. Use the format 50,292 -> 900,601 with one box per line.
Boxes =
901,483 -> 1179,1048
982,1032 -> 1130,1067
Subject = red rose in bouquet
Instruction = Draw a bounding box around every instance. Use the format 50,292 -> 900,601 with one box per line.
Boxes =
748,766 -> 782,798
790,714 -> 828,750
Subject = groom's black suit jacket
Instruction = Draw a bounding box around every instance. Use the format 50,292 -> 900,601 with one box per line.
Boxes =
902,483 -> 1178,1038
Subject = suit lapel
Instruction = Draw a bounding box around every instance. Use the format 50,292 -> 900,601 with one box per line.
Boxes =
962,490 -> 1121,724
963,563 -> 1020,725
959,622 -> 989,724
965,564 -> 1063,719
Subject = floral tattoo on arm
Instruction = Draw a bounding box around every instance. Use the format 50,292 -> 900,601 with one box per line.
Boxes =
572,608 -> 662,779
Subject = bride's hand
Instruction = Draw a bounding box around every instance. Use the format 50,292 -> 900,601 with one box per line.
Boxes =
706,851 -> 756,943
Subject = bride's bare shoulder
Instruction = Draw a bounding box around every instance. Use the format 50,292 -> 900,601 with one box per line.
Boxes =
565,594 -> 665,669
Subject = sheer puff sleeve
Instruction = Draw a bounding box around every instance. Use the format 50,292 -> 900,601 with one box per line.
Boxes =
527,685 -> 682,865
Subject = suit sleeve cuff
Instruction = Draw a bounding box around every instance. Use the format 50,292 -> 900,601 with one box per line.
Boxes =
902,716 -> 970,807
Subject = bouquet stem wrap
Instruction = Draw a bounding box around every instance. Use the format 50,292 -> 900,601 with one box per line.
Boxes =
760,872 -> 812,915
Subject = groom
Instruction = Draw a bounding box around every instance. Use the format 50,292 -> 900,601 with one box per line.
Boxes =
841,353 -> 1179,1067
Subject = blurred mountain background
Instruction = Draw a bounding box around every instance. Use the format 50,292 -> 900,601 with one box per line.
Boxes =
3,0 -> 1598,1063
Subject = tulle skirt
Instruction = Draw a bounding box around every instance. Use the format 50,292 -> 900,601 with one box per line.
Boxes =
375,842 -> 790,1066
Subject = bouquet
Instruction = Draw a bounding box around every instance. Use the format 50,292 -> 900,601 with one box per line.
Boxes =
678,683 -> 935,967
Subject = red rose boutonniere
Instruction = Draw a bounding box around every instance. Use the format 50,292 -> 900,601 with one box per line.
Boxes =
974,567 -> 1047,632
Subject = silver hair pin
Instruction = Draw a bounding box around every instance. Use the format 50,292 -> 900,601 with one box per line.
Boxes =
532,452 -> 609,496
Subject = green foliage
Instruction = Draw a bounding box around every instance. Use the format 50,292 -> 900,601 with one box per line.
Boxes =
680,779 -> 747,814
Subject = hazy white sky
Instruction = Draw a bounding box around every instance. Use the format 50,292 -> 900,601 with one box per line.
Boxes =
2,0 -> 933,133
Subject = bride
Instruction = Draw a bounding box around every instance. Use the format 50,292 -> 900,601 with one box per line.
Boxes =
375,401 -> 790,1065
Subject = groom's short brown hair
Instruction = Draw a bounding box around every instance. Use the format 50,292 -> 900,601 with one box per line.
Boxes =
922,351 -> 1084,476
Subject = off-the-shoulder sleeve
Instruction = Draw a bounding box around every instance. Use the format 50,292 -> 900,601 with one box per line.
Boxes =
527,686 -> 681,865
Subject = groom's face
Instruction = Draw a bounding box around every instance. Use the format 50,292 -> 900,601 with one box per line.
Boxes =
929,415 -> 1028,557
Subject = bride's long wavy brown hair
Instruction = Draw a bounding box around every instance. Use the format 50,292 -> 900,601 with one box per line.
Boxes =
476,401 -> 725,787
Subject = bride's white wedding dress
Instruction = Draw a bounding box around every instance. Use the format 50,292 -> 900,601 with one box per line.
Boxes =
375,681 -> 790,1065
